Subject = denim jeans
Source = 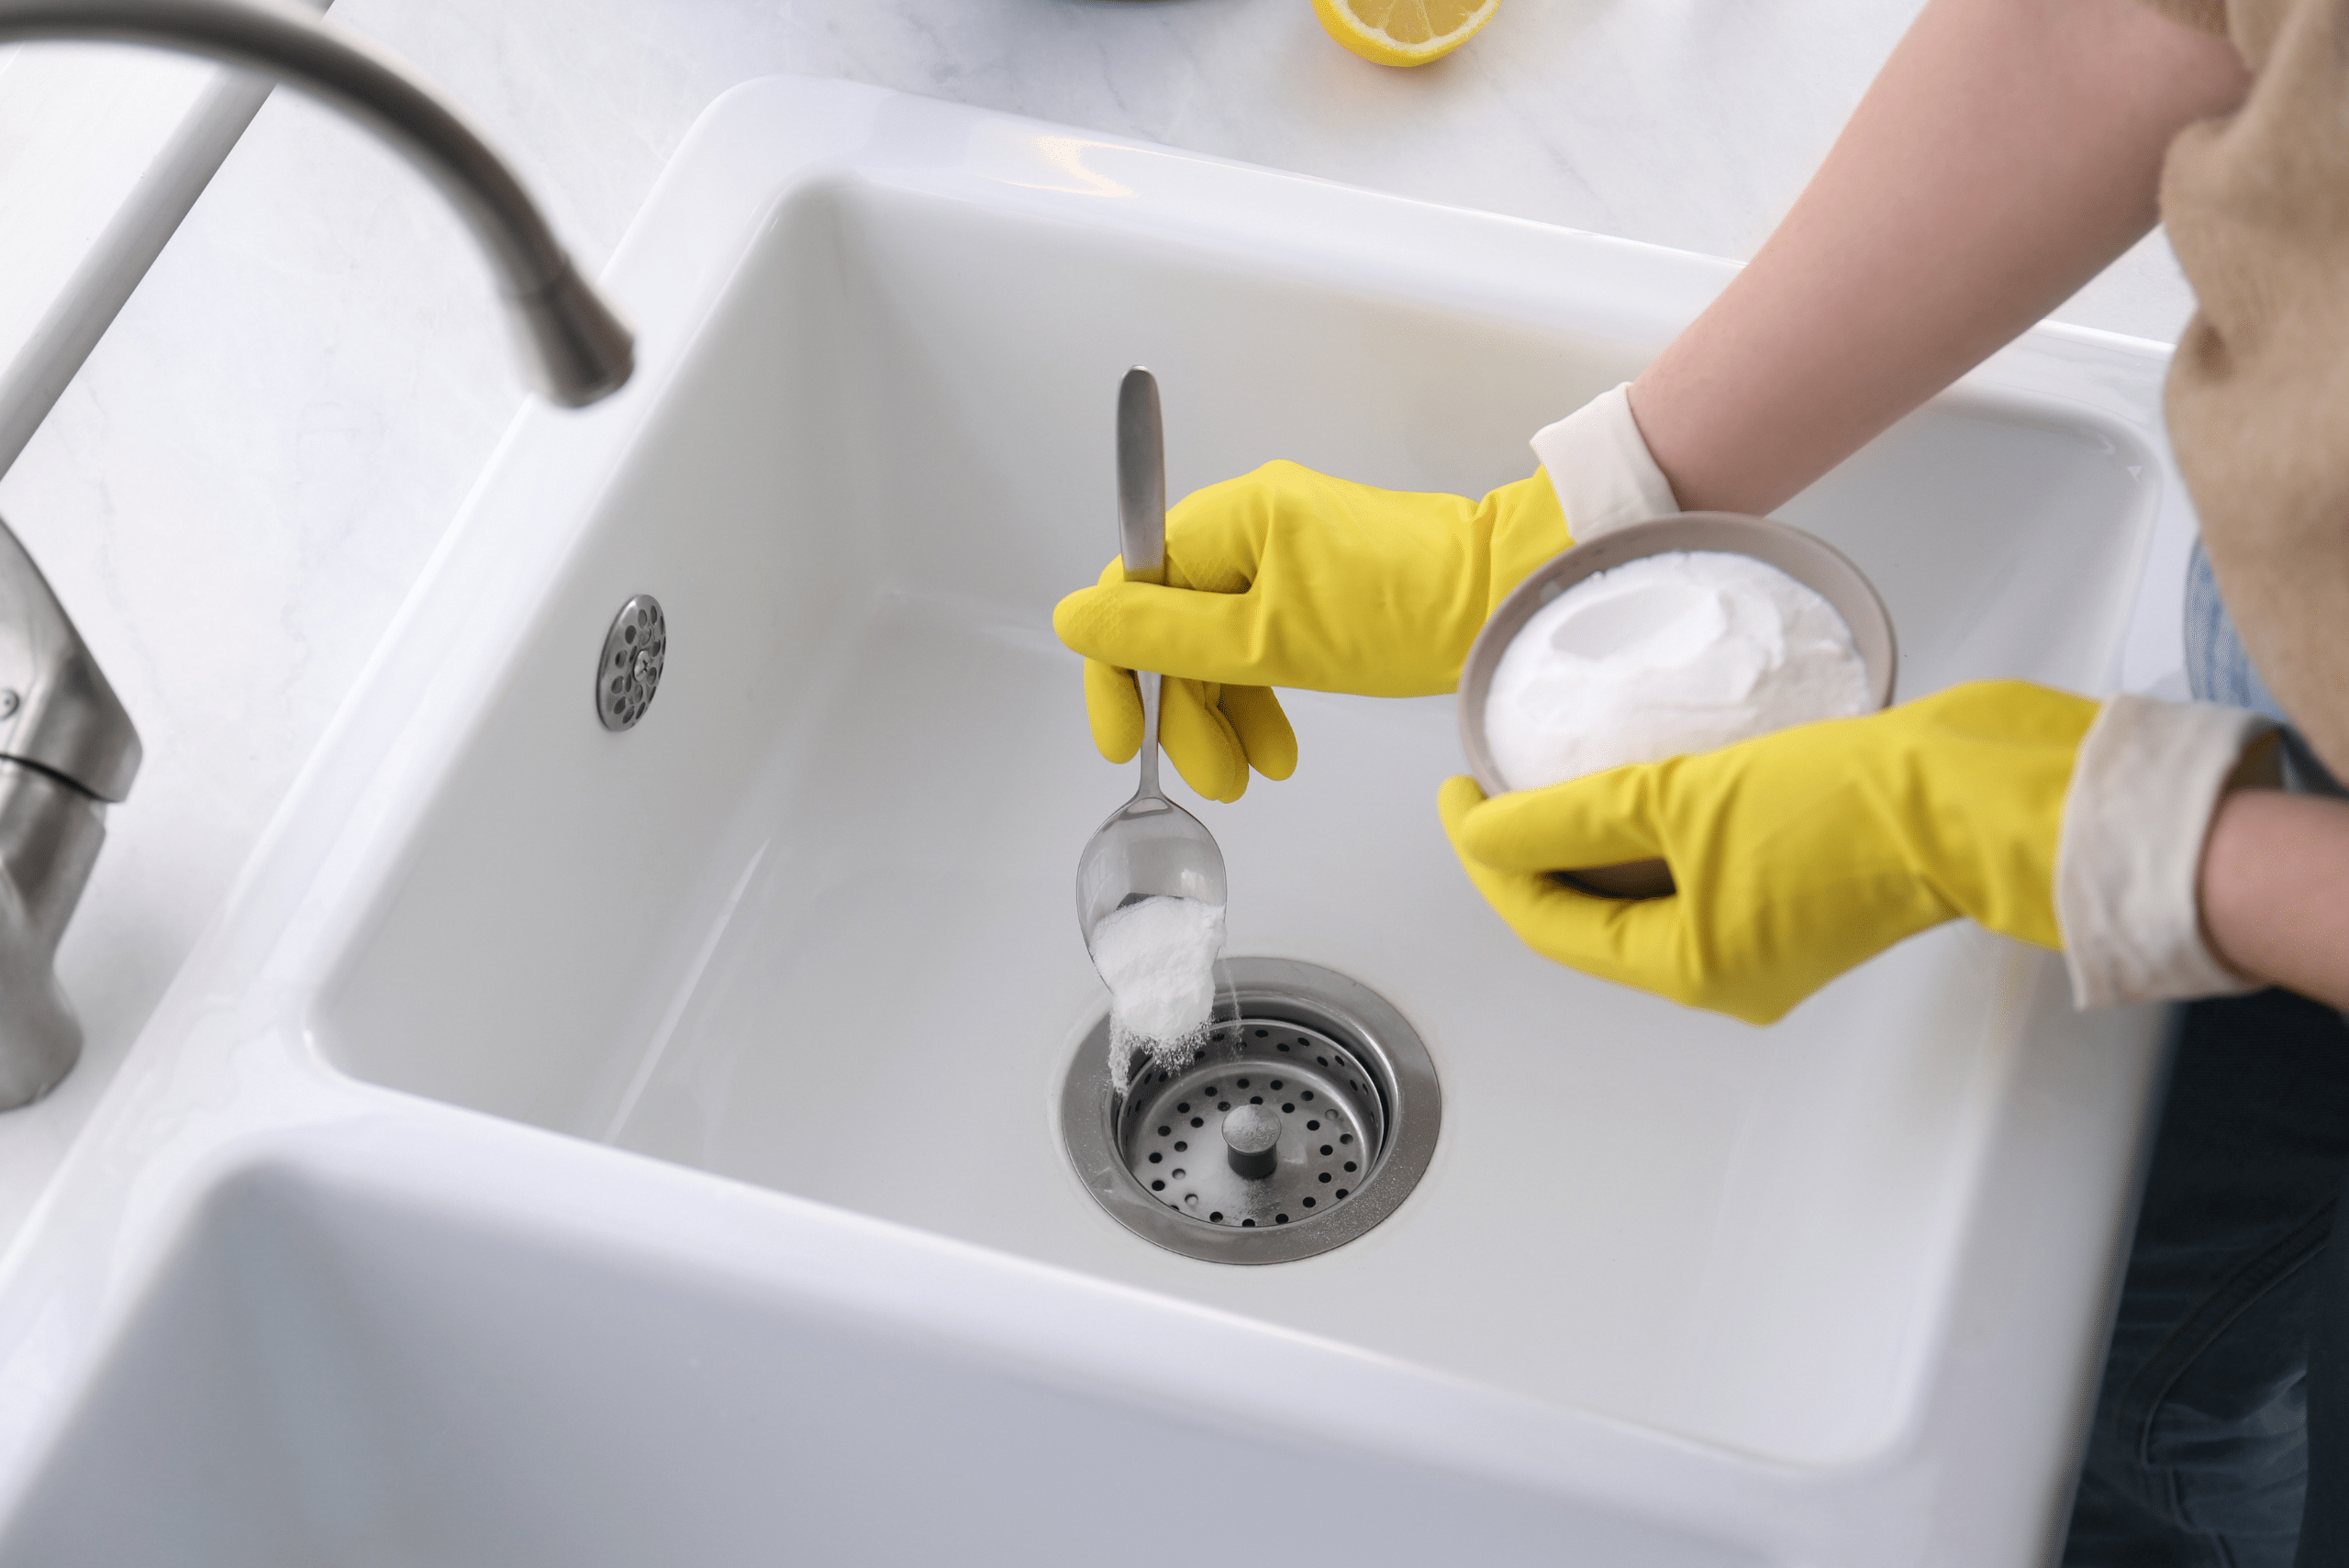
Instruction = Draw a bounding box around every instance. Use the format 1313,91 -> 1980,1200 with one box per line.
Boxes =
2060,542 -> 2349,1566
2183,542 -> 2343,800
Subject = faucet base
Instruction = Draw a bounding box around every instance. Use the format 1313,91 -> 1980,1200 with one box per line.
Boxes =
0,761 -> 103,1110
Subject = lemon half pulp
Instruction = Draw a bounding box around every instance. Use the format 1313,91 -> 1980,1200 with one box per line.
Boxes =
1311,0 -> 1499,66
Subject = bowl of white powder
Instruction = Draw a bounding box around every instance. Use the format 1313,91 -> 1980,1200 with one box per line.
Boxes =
1458,512 -> 1897,897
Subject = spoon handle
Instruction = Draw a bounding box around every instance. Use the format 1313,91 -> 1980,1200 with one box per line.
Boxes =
1135,671 -> 1163,799
1117,366 -> 1165,584
1118,366 -> 1167,797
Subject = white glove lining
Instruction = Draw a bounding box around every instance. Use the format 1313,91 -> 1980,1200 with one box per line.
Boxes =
1528,384 -> 1681,541
2056,693 -> 2277,1008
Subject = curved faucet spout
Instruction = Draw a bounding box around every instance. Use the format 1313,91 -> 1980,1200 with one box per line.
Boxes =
0,0 -> 633,405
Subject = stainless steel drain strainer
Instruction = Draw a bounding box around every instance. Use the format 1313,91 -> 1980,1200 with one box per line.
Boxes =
1061,958 -> 1440,1264
596,594 -> 665,731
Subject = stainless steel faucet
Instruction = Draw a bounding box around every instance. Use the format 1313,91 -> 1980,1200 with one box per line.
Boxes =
0,0 -> 634,1106
0,526 -> 139,1107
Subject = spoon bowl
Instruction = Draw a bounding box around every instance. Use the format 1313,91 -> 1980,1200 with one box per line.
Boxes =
1075,742 -> 1229,949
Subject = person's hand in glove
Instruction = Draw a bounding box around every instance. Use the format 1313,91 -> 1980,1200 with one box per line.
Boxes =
1438,681 -> 2277,1023
1052,386 -> 1677,802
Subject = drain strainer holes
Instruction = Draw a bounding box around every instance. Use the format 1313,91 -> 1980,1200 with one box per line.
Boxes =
1120,1023 -> 1381,1232
596,594 -> 666,731
1061,958 -> 1441,1265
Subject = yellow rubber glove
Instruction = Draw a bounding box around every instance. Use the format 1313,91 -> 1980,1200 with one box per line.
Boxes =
1053,461 -> 1571,802
1437,681 -> 2098,1025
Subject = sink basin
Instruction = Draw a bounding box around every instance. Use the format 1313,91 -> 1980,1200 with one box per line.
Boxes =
0,78 -> 2188,1564
6,1143 -> 1685,1566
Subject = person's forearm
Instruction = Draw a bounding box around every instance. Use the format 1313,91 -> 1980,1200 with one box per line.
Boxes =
2200,789 -> 2349,1007
1630,0 -> 2248,517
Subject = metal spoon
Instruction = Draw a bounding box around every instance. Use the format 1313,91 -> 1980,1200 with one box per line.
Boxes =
1074,367 -> 1230,956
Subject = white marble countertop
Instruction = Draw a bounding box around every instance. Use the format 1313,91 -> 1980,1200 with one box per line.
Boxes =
0,0 -> 2196,1242
0,44 -> 247,471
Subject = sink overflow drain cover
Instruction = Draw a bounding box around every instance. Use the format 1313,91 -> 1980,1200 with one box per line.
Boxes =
1062,958 -> 1440,1264
596,594 -> 666,731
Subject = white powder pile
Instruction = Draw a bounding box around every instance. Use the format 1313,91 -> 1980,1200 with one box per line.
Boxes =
1485,550 -> 1870,791
1089,895 -> 1226,1095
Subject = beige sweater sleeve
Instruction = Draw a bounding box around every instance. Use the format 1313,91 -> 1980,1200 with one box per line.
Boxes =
2158,0 -> 2349,782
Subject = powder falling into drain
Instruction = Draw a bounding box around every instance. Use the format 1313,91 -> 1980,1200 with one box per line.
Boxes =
1088,895 -> 1226,1095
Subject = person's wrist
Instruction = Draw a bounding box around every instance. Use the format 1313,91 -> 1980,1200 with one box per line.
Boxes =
2197,786 -> 2349,1007
2198,785 -> 2285,988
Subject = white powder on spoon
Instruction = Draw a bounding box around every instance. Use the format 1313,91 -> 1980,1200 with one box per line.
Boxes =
1484,550 -> 1870,790
1089,895 -> 1225,1095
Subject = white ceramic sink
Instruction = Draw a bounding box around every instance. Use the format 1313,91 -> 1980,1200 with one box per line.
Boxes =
8,1141 -> 1682,1565
0,78 -> 2192,1565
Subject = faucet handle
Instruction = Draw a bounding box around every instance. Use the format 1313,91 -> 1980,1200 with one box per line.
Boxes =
0,517 -> 140,804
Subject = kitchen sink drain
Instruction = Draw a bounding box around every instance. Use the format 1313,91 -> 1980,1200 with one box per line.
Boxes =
1061,958 -> 1440,1264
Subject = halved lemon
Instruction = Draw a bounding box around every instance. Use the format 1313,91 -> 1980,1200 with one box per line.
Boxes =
1311,0 -> 1500,66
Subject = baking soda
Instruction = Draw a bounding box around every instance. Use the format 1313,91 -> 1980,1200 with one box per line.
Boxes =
1485,550 -> 1870,790
1089,895 -> 1225,1095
